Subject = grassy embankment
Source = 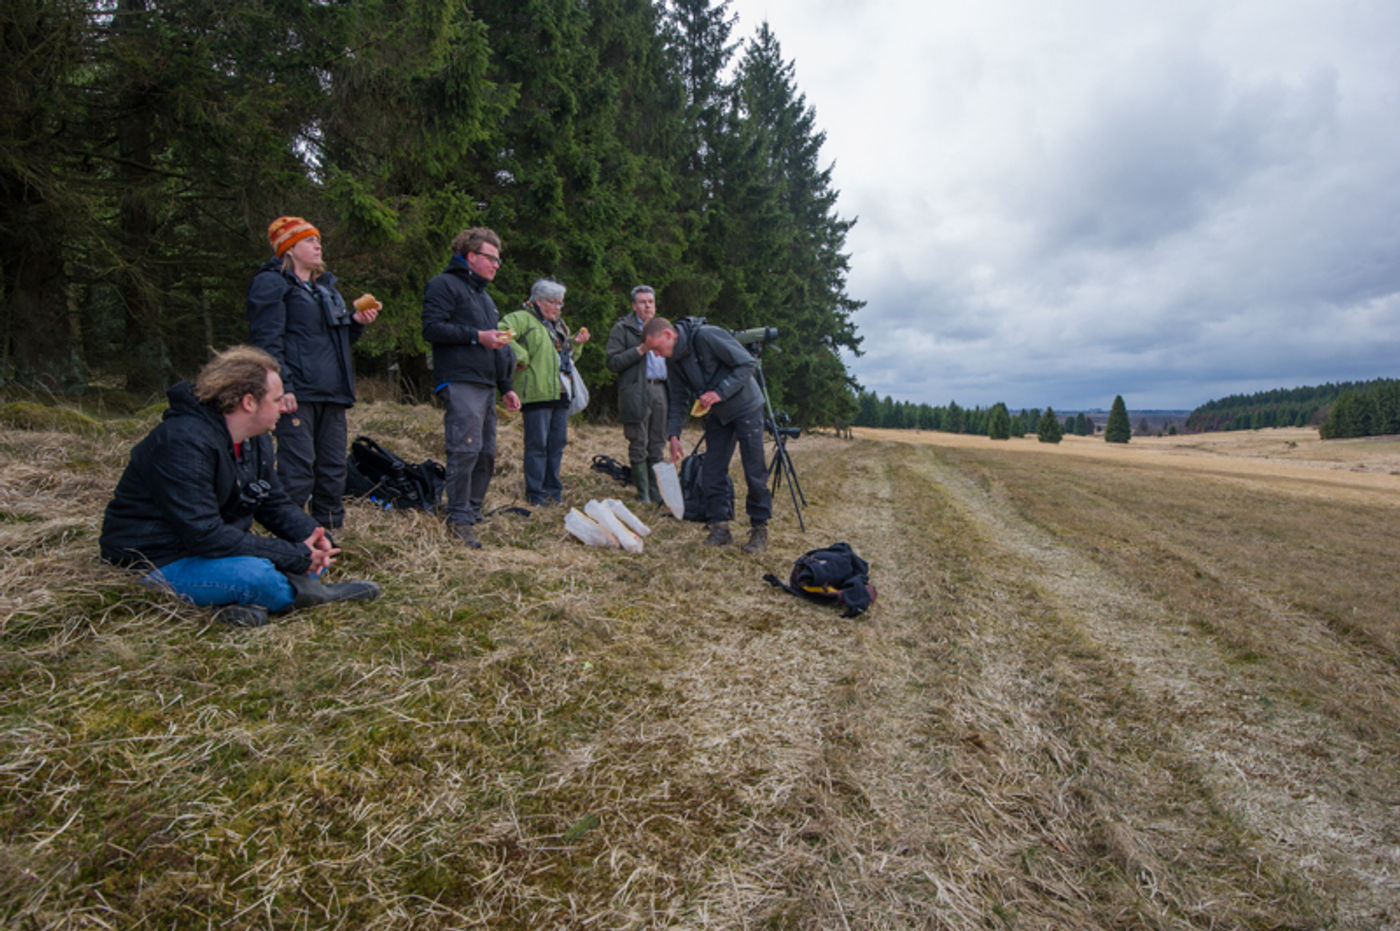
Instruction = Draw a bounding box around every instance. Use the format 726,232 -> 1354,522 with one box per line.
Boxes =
2,399 -> 1397,928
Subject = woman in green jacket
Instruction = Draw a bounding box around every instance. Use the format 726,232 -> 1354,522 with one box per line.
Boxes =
501,279 -> 590,505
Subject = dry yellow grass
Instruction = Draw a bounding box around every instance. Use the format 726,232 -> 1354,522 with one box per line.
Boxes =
2,406 -> 1397,928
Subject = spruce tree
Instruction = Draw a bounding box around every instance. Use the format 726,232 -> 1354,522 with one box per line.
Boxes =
1105,395 -> 1132,443
1037,407 -> 1063,443
946,401 -> 965,434
987,402 -> 1011,439
1012,409 -> 1029,436
697,22 -> 862,426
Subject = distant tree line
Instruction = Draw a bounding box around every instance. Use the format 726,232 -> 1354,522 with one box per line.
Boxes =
856,390 -> 1036,436
1184,382 -> 1382,432
1,0 -> 861,426
855,387 -> 1190,445
854,388 -> 1106,441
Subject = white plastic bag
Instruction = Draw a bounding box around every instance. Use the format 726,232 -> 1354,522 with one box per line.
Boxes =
604,497 -> 651,538
652,460 -> 684,520
564,507 -> 617,547
567,365 -> 589,416
585,499 -> 643,553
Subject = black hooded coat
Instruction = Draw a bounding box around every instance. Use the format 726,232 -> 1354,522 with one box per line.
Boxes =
100,382 -> 319,573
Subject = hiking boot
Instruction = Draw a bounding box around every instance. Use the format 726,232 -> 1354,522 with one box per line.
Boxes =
448,521 -> 482,549
284,572 -> 382,609
211,603 -> 270,628
703,521 -> 733,546
741,523 -> 768,554
631,462 -> 653,504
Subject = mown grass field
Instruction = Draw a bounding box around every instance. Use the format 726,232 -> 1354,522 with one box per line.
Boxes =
2,401 -> 1398,929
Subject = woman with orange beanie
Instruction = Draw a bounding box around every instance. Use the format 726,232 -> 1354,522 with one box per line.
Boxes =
246,217 -> 379,529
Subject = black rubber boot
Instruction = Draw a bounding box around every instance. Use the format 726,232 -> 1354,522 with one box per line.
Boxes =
212,603 -> 270,628
283,572 -> 382,610
631,462 -> 653,504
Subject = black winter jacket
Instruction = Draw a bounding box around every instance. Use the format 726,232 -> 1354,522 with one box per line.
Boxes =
246,260 -> 362,405
664,317 -> 764,437
100,382 -> 320,573
421,258 -> 515,394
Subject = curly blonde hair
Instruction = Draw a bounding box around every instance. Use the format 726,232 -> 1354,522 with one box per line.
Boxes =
194,345 -> 280,413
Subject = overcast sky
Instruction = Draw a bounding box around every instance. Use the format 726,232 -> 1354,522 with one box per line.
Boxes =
724,0 -> 1400,411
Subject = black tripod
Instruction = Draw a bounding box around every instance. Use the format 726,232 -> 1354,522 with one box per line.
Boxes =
752,359 -> 807,532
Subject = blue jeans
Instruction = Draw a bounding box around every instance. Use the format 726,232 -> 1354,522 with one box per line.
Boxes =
521,404 -> 569,504
144,556 -> 296,612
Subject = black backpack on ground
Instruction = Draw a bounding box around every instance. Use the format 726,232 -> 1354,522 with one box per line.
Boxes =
680,436 -> 734,522
590,454 -> 633,485
764,542 -> 876,618
345,435 -> 446,513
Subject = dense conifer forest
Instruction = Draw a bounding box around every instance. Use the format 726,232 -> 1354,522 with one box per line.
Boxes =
0,0 -> 862,426
1185,379 -> 1400,437
851,389 -> 1104,439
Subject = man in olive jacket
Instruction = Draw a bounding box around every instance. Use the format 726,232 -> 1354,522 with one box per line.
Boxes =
642,316 -> 771,553
604,285 -> 666,503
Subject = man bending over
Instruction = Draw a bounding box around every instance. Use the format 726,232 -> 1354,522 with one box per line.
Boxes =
641,316 -> 772,553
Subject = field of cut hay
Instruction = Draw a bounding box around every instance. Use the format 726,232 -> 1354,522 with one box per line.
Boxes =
3,403 -> 1398,929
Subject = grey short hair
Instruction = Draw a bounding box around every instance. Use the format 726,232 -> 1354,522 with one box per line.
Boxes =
630,284 -> 655,302
530,278 -> 566,303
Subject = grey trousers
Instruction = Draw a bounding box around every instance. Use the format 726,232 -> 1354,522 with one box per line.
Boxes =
441,382 -> 497,525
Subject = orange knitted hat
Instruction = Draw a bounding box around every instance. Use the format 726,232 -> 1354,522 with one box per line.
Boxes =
267,216 -> 320,258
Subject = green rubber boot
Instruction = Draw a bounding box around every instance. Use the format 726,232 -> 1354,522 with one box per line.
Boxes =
631,462 -> 653,504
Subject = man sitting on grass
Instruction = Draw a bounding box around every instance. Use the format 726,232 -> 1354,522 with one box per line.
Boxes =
100,345 -> 380,627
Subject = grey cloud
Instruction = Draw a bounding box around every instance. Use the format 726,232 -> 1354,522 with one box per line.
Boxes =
732,0 -> 1400,412
1023,51 -> 1339,252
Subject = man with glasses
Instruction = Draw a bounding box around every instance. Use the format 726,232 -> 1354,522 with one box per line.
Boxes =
422,227 -> 522,548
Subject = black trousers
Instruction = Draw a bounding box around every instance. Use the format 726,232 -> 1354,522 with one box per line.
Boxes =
702,406 -> 771,526
274,402 -> 349,528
